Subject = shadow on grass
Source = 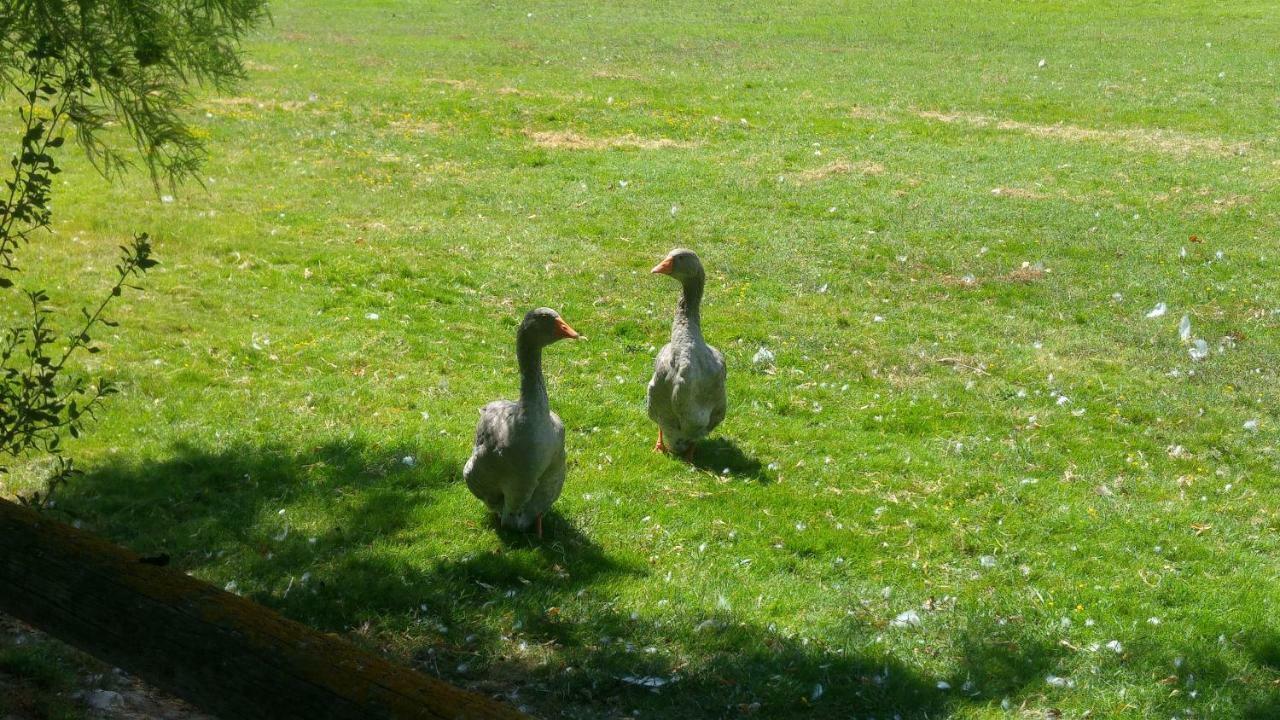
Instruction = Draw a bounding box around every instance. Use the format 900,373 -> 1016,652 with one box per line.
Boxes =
51,441 -> 1280,719
491,508 -> 598,550
689,437 -> 769,482
57,439 -> 441,559
1236,634 -> 1280,720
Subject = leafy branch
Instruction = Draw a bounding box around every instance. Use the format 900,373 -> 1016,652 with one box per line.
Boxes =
3,233 -> 155,509
0,0 -> 270,187
0,0 -> 262,507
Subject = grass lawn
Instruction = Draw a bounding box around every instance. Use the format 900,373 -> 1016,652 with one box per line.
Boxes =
6,0 -> 1280,717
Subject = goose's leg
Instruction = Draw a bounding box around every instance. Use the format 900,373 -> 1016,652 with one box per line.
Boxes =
654,428 -> 667,453
682,443 -> 696,461
536,513 -> 543,538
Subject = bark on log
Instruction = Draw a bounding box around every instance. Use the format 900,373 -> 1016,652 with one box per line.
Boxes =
0,498 -> 529,720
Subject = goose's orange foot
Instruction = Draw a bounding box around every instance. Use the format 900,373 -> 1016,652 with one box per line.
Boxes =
682,444 -> 696,461
654,429 -> 668,453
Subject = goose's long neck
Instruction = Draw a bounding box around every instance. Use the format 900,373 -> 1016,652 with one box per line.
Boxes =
672,271 -> 705,344
516,336 -> 549,415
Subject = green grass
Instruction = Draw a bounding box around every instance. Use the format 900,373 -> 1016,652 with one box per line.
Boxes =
7,0 -> 1280,717
0,640 -> 85,720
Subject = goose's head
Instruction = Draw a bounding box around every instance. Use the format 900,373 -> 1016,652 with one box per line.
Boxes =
520,307 -> 581,346
650,248 -> 704,283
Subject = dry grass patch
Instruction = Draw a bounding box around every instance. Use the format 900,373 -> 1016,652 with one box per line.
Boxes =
526,130 -> 692,150
1153,187 -> 1255,215
917,109 -> 1249,157
387,117 -> 441,136
849,105 -> 890,120
934,355 -> 992,376
1003,264 -> 1047,283
208,96 -> 260,107
940,264 -> 1047,288
423,77 -> 477,90
794,160 -> 885,182
941,273 -> 983,289
205,96 -> 311,113
592,69 -> 642,80
990,186 -> 1050,200
1199,193 -> 1254,215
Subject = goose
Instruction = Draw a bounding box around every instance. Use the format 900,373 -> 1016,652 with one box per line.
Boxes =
647,248 -> 727,459
464,308 -> 580,536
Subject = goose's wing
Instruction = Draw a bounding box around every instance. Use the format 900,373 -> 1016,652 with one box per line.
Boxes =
549,409 -> 566,443
463,400 -> 519,508
472,400 -> 519,450
647,343 -> 681,429
705,343 -> 728,432
524,411 -> 567,519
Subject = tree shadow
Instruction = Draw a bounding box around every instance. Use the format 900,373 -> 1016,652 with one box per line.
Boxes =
1208,630 -> 1280,712
946,614 -> 1067,699
1238,633 -> 1280,719
451,609 -> 1105,719
490,508 -> 601,552
56,440 -> 443,565
55,440 -> 634,628
48,441 -> 1280,719
48,440 -> 954,718
525,612 -> 953,719
1137,629 -> 1280,720
945,621 -> 1280,720
689,437 -> 770,482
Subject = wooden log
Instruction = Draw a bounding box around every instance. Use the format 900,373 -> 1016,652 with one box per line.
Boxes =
0,498 -> 529,720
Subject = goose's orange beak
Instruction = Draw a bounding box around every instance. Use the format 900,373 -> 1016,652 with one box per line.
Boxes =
553,317 -> 580,340
651,257 -> 674,275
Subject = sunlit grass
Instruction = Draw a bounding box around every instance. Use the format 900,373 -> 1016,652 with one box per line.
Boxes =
6,1 -> 1280,717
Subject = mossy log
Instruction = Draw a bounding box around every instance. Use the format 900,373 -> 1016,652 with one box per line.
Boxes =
0,498 -> 529,720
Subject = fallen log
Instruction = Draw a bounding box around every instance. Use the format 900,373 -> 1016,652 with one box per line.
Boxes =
0,498 -> 529,720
